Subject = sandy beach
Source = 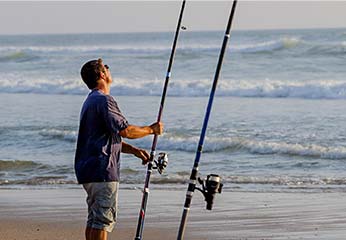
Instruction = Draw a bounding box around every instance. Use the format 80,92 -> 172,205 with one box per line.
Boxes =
1,189 -> 346,240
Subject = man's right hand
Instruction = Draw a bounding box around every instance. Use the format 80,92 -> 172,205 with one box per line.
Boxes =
150,122 -> 164,135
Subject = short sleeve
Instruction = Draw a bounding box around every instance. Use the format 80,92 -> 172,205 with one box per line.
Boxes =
103,96 -> 129,134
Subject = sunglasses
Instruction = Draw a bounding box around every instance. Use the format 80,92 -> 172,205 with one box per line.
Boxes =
104,64 -> 109,70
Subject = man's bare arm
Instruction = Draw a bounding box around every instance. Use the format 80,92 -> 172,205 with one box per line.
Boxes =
119,122 -> 163,139
122,141 -> 150,164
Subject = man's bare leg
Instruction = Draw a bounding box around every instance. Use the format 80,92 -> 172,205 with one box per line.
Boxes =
85,226 -> 92,240
88,228 -> 107,240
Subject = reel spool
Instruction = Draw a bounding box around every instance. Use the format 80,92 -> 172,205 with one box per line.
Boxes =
153,152 -> 168,174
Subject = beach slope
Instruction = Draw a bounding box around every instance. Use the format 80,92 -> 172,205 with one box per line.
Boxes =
1,189 -> 346,239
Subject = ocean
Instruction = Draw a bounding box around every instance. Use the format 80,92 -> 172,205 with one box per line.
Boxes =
0,28 -> 346,192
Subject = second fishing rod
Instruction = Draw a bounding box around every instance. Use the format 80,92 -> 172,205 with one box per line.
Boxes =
177,1 -> 238,239
134,1 -> 187,239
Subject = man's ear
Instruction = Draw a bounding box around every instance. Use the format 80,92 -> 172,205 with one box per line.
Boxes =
99,71 -> 106,80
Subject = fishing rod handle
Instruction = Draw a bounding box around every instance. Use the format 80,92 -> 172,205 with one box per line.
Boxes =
134,162 -> 153,239
177,208 -> 189,240
177,165 -> 198,239
134,190 -> 149,239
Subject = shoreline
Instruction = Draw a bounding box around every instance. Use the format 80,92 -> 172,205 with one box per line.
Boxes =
1,189 -> 346,239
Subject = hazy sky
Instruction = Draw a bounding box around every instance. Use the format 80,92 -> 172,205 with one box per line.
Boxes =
0,1 -> 346,35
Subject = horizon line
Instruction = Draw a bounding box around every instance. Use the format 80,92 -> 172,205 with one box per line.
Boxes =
0,26 -> 345,37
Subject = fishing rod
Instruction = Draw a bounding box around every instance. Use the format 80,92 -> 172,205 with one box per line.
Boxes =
134,1 -> 187,239
177,1 -> 238,239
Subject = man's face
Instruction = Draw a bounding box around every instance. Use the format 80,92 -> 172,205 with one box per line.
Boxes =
102,64 -> 113,85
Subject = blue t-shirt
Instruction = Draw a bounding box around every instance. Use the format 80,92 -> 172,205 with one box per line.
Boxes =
74,89 -> 129,184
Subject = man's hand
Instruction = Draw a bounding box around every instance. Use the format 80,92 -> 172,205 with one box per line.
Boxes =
134,148 -> 150,165
150,122 -> 164,135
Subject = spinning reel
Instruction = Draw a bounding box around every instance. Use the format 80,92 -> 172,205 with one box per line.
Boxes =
152,152 -> 168,174
195,174 -> 223,210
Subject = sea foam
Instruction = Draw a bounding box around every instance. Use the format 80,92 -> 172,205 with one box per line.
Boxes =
130,135 -> 346,160
36,128 -> 346,160
1,77 -> 346,99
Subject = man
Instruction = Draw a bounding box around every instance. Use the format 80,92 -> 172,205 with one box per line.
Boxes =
75,58 -> 163,240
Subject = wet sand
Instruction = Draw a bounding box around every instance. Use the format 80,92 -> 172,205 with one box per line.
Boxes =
1,188 -> 346,239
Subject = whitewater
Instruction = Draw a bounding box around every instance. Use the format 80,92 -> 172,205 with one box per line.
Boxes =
0,28 -> 346,192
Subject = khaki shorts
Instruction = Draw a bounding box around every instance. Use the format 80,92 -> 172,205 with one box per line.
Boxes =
83,181 -> 119,232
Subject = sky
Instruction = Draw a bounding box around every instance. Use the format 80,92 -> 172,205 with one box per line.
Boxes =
0,1 -> 346,35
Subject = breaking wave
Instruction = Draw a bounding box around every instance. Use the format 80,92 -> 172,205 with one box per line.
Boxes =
232,37 -> 300,53
0,51 -> 39,62
132,135 -> 346,160
3,37 -> 346,56
35,128 -> 346,160
39,129 -> 77,142
0,38 -> 299,55
1,77 -> 346,99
